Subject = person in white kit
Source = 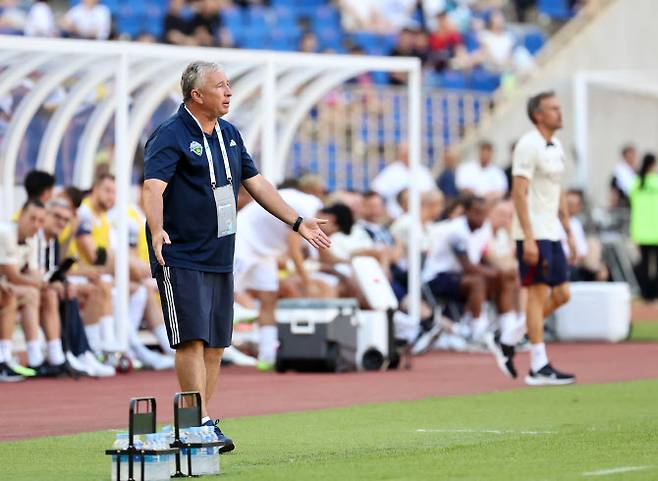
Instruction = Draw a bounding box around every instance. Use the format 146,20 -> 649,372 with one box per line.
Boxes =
455,140 -> 508,199
371,142 -> 436,218
234,186 -> 323,370
490,91 -> 577,385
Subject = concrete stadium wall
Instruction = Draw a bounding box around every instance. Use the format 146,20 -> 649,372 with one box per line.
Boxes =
462,0 -> 658,206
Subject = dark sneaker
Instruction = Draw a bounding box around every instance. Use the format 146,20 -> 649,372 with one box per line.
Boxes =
29,362 -> 66,378
0,362 -> 25,382
525,364 -> 575,386
203,419 -> 235,454
486,334 -> 517,379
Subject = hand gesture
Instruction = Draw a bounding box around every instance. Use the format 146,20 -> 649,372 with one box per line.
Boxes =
298,218 -> 332,250
152,229 -> 171,266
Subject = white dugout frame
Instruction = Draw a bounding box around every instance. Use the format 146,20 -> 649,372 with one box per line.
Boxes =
0,35 -> 423,351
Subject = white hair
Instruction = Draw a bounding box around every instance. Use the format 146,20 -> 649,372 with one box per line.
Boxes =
181,61 -> 224,102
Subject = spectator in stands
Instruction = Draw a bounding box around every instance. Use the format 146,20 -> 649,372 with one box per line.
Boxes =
338,0 -> 393,34
513,0 -> 536,22
163,0 -> 196,46
389,27 -> 416,85
234,183 -> 325,370
188,0 -> 232,47
456,140 -> 508,199
376,0 -> 419,32
428,10 -> 463,71
299,31 -> 319,53
24,170 -> 55,204
630,153 -> 658,301
24,0 -> 57,38
0,199 -> 68,377
372,142 -> 436,219
610,143 -> 638,207
436,147 -> 460,200
477,10 -> 517,73
40,197 -> 115,377
60,0 -> 111,41
562,190 -> 608,282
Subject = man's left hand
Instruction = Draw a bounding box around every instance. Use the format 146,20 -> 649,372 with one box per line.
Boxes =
298,218 -> 332,250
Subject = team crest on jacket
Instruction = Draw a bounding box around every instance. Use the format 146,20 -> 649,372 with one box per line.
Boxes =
189,141 -> 203,156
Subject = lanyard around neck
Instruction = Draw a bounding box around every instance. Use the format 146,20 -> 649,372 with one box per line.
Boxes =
184,106 -> 232,189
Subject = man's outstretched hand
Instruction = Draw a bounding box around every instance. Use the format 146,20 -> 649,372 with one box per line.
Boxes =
298,218 -> 331,250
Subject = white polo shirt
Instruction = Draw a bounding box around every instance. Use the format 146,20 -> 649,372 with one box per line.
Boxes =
0,221 -> 39,273
372,161 -> 436,218
455,160 -> 508,197
512,128 -> 565,241
422,216 -> 491,282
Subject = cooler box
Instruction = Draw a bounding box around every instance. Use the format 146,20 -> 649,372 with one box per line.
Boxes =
554,282 -> 631,342
276,298 -> 359,372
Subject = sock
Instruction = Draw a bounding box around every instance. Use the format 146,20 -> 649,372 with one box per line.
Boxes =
47,339 -> 65,365
154,324 -> 174,354
128,286 -> 148,331
258,325 -> 278,363
85,323 -> 101,352
201,416 -> 211,425
99,315 -> 115,349
393,310 -> 418,344
530,342 -> 548,373
26,340 -> 44,367
470,312 -> 490,342
0,339 -> 12,363
499,311 -> 521,346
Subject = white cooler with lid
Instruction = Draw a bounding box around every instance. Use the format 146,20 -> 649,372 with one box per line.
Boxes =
554,282 -> 631,342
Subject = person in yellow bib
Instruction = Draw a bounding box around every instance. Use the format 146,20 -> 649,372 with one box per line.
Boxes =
630,153 -> 658,301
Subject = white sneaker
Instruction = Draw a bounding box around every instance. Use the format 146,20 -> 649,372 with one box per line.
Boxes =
223,346 -> 257,366
66,351 -> 90,375
411,323 -> 444,355
80,351 -> 116,377
131,344 -> 175,370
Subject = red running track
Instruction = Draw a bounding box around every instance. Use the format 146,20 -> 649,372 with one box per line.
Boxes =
2,342 -> 658,442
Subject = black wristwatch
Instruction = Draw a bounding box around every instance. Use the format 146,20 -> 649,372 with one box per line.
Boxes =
292,216 -> 303,232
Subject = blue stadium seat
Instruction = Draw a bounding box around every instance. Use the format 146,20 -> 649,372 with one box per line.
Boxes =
524,30 -> 546,55
538,0 -> 575,20
439,70 -> 467,90
239,28 -> 269,49
470,69 -> 501,92
221,7 -> 245,31
463,31 -> 480,53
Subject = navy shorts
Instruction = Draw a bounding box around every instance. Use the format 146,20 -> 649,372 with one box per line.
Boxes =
427,271 -> 464,300
155,266 -> 234,349
516,240 -> 568,287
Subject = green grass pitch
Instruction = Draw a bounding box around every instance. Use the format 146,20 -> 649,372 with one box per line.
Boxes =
3,379 -> 658,481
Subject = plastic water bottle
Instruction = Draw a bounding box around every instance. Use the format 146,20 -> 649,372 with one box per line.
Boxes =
111,432 -> 129,481
161,426 -> 176,476
154,432 -> 172,480
185,426 -> 204,475
144,433 -> 170,481
202,425 -> 220,475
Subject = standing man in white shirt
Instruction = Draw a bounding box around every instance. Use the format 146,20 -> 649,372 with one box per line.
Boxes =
455,141 -> 508,199
234,186 -> 324,370
372,142 -> 436,219
490,91 -> 577,386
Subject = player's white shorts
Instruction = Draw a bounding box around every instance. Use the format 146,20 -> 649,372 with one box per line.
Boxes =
233,245 -> 278,293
